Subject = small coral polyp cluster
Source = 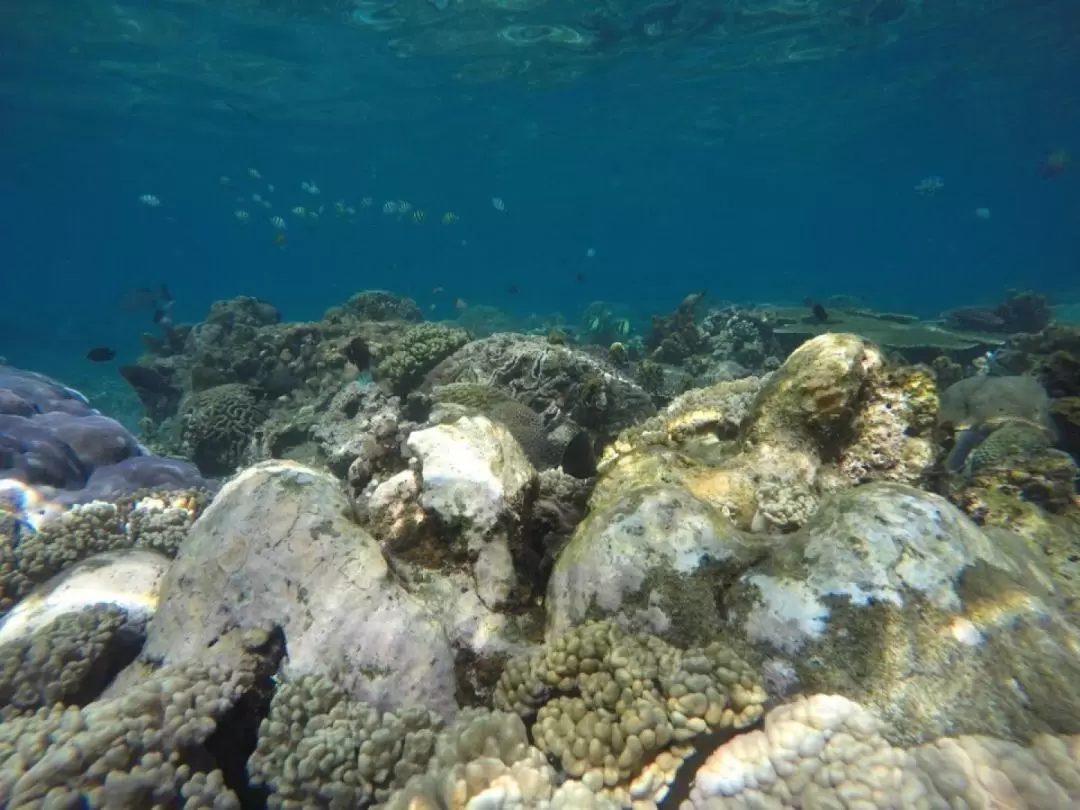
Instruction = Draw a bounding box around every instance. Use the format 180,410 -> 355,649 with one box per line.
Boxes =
3,289 -> 1080,809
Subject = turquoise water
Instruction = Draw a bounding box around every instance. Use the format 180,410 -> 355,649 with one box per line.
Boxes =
1,0 -> 1077,379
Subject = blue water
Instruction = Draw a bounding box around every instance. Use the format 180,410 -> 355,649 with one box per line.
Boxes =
1,0 -> 1078,387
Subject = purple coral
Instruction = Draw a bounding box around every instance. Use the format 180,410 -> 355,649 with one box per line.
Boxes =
0,365 -> 215,516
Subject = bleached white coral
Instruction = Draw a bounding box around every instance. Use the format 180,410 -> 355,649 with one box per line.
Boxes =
681,694 -> 1080,809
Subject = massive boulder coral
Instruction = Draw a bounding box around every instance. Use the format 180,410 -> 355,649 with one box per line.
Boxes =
136,460 -> 459,718
721,482 -> 1080,744
682,693 -> 1080,809
595,333 -> 937,533
0,365 -> 212,508
426,333 -> 656,439
546,484 -> 763,646
404,415 -> 538,610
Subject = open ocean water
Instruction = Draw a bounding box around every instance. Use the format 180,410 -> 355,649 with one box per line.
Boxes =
2,0 -> 1078,387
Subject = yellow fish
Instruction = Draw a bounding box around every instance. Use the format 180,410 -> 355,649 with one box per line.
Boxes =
441,211 -> 459,225
413,209 -> 426,223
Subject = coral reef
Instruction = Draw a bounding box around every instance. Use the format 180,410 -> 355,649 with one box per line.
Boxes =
2,304 -> 1080,810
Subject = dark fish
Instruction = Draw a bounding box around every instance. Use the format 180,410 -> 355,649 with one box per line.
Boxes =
508,284 -> 520,294
811,303 -> 828,323
86,347 -> 116,362
575,272 -> 585,283
118,365 -> 175,395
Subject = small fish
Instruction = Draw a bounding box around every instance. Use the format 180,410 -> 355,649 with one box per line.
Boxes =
974,207 -> 991,220
219,176 -> 231,185
252,192 -> 263,203
412,209 -> 425,223
441,211 -> 459,224
614,318 -> 631,337
398,200 -> 413,214
455,297 -> 468,312
271,216 -> 286,230
273,232 -> 287,247
575,272 -> 585,283
234,209 -> 250,222
429,303 -> 437,312
267,183 -> 275,193
360,196 -> 373,208
491,197 -> 506,212
138,194 -> 161,207
432,286 -> 445,295
508,284 -> 520,294
248,168 -> 262,179
86,347 -> 116,362
291,206 -> 307,217
345,206 -> 356,216
1043,148 -> 1070,177
301,181 -> 321,195
586,247 -> 596,258
811,303 -> 828,323
382,200 -> 399,214
914,175 -> 944,195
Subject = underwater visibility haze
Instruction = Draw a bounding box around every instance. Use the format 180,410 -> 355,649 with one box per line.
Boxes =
2,0 -> 1080,807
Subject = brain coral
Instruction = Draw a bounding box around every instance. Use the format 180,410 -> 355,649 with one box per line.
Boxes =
181,383 -> 266,475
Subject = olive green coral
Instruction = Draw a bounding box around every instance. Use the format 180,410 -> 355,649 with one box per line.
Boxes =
375,324 -> 470,395
0,657 -> 260,808
381,707 -> 621,810
181,383 -> 266,476
248,673 -> 443,809
0,604 -> 131,713
493,621 -> 766,791
1,491 -> 204,615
